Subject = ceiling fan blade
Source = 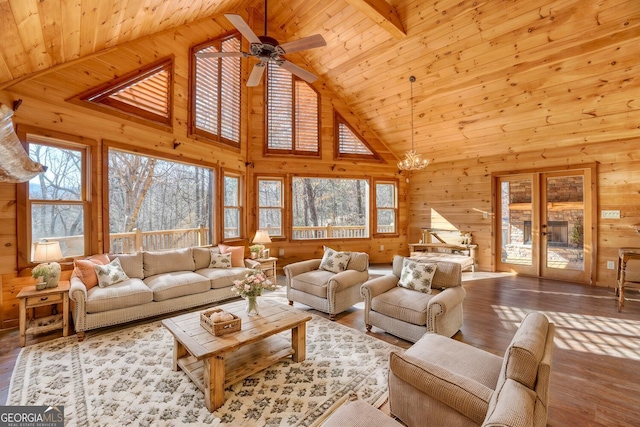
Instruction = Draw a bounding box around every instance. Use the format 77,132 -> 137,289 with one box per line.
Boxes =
195,51 -> 246,58
225,14 -> 261,45
279,60 -> 318,83
278,34 -> 327,54
247,62 -> 267,87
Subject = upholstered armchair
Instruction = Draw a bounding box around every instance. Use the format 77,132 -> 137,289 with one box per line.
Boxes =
284,248 -> 369,320
388,312 -> 555,427
361,255 -> 465,342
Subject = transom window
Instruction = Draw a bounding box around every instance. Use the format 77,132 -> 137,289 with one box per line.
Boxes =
266,63 -> 320,155
191,34 -> 242,148
334,112 -> 381,161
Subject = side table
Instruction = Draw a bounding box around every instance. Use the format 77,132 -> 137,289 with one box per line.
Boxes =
17,281 -> 70,347
254,257 -> 278,279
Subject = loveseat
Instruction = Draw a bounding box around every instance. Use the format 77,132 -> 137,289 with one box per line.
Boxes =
361,255 -> 465,342
69,246 -> 258,340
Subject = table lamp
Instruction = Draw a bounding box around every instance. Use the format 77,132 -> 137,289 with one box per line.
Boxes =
252,230 -> 272,258
32,240 -> 63,289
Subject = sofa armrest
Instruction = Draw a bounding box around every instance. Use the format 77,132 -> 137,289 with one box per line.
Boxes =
360,274 -> 399,300
327,269 -> 369,293
283,259 -> 322,282
69,276 -> 88,334
428,285 -> 466,316
244,259 -> 261,269
69,276 -> 88,303
389,350 -> 493,424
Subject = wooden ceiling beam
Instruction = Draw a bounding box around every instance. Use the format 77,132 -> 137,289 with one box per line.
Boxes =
344,0 -> 406,39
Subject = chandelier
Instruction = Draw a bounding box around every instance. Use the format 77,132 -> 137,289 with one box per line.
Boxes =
398,76 -> 429,171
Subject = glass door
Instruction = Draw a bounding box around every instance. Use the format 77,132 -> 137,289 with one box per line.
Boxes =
495,168 -> 593,284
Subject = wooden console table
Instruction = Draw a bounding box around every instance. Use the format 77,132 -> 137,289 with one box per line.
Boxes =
617,248 -> 640,312
17,281 -> 70,347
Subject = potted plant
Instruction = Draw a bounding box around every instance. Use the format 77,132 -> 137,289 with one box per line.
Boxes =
249,244 -> 264,259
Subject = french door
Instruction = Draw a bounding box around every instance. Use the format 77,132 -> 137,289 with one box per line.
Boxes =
495,166 -> 595,284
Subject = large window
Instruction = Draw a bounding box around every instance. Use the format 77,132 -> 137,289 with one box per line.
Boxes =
257,177 -> 284,237
266,63 -> 320,155
108,148 -> 214,252
223,173 -> 242,239
292,177 -> 369,240
191,34 -> 242,148
26,137 -> 88,260
375,180 -> 398,234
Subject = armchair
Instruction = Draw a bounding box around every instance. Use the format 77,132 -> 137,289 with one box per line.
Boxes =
388,312 -> 555,427
361,255 -> 465,342
284,249 -> 369,320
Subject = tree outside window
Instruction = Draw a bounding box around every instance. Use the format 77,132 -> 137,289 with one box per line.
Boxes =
223,174 -> 242,239
258,178 -> 284,237
375,181 -> 398,234
291,177 -> 369,239
27,140 -> 87,260
108,148 -> 214,252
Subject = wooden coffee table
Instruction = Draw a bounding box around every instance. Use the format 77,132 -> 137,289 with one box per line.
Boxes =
162,299 -> 312,412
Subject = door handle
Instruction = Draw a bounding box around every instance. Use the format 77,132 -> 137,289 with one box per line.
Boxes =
541,232 -> 547,236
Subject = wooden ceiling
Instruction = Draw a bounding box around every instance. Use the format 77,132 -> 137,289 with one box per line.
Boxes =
1,0 -> 639,165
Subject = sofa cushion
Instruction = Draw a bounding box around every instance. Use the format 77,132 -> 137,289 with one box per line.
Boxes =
85,278 -> 153,313
193,246 -> 218,270
209,252 -> 232,268
95,258 -> 130,288
196,267 -> 251,289
144,271 -> 211,301
219,244 -> 245,267
290,269 -> 336,298
143,248 -> 195,277
108,252 -> 144,279
320,246 -> 351,273
73,254 -> 110,290
483,378 -> 535,427
371,286 -> 436,326
398,258 -> 436,294
500,312 -> 550,389
347,252 -> 369,272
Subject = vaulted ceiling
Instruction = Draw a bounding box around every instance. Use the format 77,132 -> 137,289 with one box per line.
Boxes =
1,0 -> 639,165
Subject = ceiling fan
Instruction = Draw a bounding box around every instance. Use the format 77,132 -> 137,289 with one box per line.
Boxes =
196,0 -> 326,87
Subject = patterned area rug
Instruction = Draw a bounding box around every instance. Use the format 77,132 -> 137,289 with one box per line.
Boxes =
8,312 -> 398,426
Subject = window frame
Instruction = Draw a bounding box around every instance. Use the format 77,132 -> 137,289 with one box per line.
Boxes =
189,33 -> 243,149
256,176 -> 286,239
373,179 -> 399,237
16,126 -> 98,270
264,64 -> 321,157
334,111 -> 382,162
220,170 -> 244,241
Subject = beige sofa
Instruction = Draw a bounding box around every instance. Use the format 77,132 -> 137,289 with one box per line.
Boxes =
388,312 -> 555,427
361,255 -> 465,342
70,246 -> 258,340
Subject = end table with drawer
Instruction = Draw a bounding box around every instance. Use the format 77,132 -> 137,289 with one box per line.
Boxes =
254,256 -> 278,278
17,281 -> 70,347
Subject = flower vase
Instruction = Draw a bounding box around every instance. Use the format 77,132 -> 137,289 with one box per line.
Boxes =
245,296 -> 260,316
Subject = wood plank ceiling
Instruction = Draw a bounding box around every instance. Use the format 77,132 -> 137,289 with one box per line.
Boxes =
1,0 -> 639,165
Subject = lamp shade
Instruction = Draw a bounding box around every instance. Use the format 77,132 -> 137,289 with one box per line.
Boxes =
252,230 -> 272,244
33,240 -> 63,262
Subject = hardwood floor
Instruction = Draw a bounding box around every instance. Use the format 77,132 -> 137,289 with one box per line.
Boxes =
1,271 -> 639,426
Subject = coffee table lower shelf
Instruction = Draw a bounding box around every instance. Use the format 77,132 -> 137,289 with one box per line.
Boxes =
176,335 -> 294,402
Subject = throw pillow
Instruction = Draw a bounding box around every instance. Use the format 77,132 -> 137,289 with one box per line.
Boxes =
398,258 -> 437,294
320,246 -> 352,273
73,254 -> 110,290
209,252 -> 232,268
94,258 -> 130,288
218,244 -> 245,267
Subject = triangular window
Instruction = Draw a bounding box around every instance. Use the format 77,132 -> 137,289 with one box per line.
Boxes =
74,58 -> 173,128
334,112 -> 381,161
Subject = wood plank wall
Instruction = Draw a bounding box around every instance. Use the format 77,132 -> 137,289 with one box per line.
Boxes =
0,16 -> 404,329
407,140 -> 640,288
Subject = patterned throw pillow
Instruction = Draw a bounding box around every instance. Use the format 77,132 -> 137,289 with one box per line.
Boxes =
320,246 -> 352,273
398,258 -> 437,294
94,258 -> 130,288
209,252 -> 232,268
